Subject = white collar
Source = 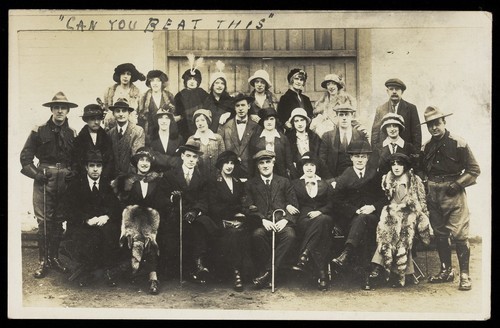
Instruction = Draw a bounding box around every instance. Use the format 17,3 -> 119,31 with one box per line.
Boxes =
300,174 -> 321,183
260,174 -> 273,183
382,137 -> 405,148
87,175 -> 100,189
117,121 -> 129,133
260,129 -> 281,139
182,165 -> 194,175
193,129 -> 217,140
353,167 -> 366,178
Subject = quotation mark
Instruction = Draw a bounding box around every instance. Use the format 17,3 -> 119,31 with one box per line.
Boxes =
59,15 -> 64,21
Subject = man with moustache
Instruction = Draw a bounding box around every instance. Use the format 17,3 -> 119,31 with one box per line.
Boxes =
420,106 -> 480,291
218,92 -> 262,180
371,78 -> 422,150
20,91 -> 78,278
245,150 -> 300,289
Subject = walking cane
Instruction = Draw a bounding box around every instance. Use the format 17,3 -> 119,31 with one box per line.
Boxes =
43,168 -> 49,266
271,209 -> 286,293
179,193 -> 183,286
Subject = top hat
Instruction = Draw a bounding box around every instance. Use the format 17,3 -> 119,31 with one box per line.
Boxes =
42,91 -> 78,108
385,78 -> 407,91
287,68 -> 307,84
109,98 -> 134,112
347,140 -> 372,154
253,149 -> 276,162
131,147 -> 155,167
84,149 -> 103,163
113,63 -> 146,83
248,69 -> 272,88
420,105 -> 453,125
215,150 -> 240,170
177,139 -> 204,155
81,104 -> 104,121
146,70 -> 168,87
321,74 -> 345,89
233,92 -> 255,105
380,112 -> 406,132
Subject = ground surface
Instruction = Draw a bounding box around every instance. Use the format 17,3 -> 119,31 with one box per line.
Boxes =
13,241 -> 490,320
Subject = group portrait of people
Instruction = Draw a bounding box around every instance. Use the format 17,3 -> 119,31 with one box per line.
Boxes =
20,54 -> 481,297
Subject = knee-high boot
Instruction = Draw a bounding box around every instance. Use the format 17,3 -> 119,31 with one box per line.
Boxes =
34,235 -> 49,279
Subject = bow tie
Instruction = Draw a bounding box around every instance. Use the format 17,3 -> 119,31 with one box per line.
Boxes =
236,119 -> 247,125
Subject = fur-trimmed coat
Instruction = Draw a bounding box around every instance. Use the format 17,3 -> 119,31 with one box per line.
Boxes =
376,170 -> 432,284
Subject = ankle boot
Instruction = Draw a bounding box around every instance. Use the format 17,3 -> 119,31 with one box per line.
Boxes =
48,237 -> 68,273
331,246 -> 352,272
34,261 -> 49,279
191,256 -> 209,284
456,241 -> 471,291
292,250 -> 310,272
317,270 -> 328,291
233,269 -> 243,292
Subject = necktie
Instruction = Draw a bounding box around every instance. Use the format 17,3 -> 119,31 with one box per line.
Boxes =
265,179 -> 271,192
185,172 -> 191,186
359,172 -> 363,179
118,127 -> 123,139
341,133 -> 348,152
92,181 -> 98,193
391,143 -> 397,154
391,104 -> 396,113
236,119 -> 247,125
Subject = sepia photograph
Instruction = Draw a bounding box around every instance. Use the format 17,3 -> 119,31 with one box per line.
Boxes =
8,10 -> 491,320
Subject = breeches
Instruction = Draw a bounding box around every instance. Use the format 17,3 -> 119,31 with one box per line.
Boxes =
427,181 -> 470,240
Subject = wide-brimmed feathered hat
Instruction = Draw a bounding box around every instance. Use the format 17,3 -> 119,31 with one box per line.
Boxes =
181,53 -> 204,87
42,91 -> 78,108
113,63 -> 146,83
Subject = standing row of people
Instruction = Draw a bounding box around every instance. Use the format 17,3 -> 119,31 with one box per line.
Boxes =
20,58 -> 481,296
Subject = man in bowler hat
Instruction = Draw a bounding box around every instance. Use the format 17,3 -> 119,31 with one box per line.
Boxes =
371,78 -> 422,150
20,91 -> 78,278
420,106 -> 480,291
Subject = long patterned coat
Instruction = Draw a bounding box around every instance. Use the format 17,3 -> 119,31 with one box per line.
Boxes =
107,122 -> 145,176
376,170 -> 432,285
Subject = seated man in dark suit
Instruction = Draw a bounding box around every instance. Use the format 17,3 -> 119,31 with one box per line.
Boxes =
330,140 -> 385,281
63,150 -> 125,287
245,150 -> 300,289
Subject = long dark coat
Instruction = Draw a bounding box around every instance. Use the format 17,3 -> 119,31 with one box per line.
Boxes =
276,89 -> 314,125
107,122 -> 145,176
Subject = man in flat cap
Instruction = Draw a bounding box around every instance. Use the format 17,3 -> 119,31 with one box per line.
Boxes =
419,106 -> 480,291
245,150 -> 300,289
20,91 -> 78,278
371,78 -> 422,151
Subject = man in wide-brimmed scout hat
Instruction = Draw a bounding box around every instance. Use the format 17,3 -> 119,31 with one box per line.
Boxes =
20,91 -> 79,279
420,105 -> 480,291
371,78 -> 422,151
